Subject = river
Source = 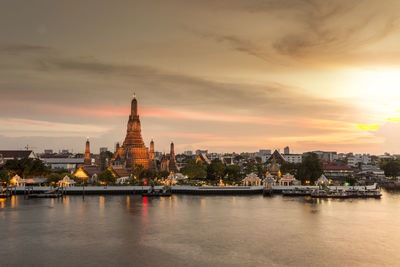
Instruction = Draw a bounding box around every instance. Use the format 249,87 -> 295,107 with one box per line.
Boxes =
1,192 -> 400,266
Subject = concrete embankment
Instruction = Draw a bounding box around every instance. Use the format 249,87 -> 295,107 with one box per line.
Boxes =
9,184 -> 378,196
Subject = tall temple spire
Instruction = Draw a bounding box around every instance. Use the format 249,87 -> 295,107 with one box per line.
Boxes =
112,93 -> 150,169
84,138 -> 91,165
149,139 -> 155,159
168,141 -> 178,173
131,93 -> 138,117
148,139 -> 157,172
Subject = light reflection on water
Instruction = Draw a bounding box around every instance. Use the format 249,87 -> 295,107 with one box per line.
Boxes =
0,192 -> 400,267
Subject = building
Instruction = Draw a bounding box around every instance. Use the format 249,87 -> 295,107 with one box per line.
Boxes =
84,138 -> 91,165
168,142 -> 179,173
99,147 -> 108,153
195,149 -> 208,155
196,153 -> 211,165
41,156 -> 84,171
283,146 -> 290,155
347,154 -> 371,167
242,173 -> 262,186
112,94 -> 150,169
259,149 -> 272,155
312,151 -> 338,162
323,163 -> 353,180
0,150 -> 36,165
278,174 -> 299,186
148,139 -> 157,172
282,154 -> 302,164
183,150 -> 193,156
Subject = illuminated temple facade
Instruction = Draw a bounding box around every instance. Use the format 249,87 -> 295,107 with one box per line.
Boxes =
112,95 -> 150,169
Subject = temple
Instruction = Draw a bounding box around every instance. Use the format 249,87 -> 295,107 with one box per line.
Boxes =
112,94 -> 150,169
84,138 -> 91,165
168,142 -> 178,173
148,139 -> 157,172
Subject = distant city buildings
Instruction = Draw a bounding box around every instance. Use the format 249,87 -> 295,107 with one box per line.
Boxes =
195,149 -> 208,155
0,150 -> 36,165
183,150 -> 193,156
347,154 -> 372,167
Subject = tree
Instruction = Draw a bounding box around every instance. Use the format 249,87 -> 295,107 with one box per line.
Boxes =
281,162 -> 300,175
98,170 -> 115,185
132,165 -> 144,180
0,169 -> 9,184
46,173 -> 63,183
4,158 -> 48,178
207,159 -> 226,182
297,153 -> 323,184
181,159 -> 207,179
224,165 -> 241,183
157,171 -> 170,179
244,161 -> 256,174
381,160 -> 400,177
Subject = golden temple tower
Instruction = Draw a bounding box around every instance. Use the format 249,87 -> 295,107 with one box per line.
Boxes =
112,94 -> 150,169
84,138 -> 91,165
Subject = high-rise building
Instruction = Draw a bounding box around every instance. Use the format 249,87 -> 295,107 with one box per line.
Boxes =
284,146 -> 290,155
100,147 -> 108,153
112,94 -> 150,169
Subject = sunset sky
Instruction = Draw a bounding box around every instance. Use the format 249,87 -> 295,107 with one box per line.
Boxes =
1,0 -> 400,154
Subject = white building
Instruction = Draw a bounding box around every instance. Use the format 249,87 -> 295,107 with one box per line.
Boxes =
347,154 -> 371,167
41,157 -> 84,171
282,154 -> 302,164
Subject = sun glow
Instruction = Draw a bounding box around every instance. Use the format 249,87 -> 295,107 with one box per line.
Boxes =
354,68 -> 400,109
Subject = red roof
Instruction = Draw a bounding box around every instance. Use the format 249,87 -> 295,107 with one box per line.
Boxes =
323,164 -> 352,171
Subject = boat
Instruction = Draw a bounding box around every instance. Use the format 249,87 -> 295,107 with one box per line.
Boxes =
311,189 -> 352,198
142,186 -> 172,197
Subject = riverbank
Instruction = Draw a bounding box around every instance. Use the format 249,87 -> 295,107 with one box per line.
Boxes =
8,184 -> 378,195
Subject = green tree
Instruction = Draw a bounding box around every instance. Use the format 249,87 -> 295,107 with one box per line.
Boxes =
244,161 -> 256,174
380,160 -> 400,177
98,170 -> 115,185
181,160 -> 207,179
281,162 -> 300,175
224,165 -> 242,183
0,169 -> 9,184
4,158 -> 48,178
132,165 -> 144,181
207,159 -> 226,182
297,153 -> 323,184
46,173 -> 63,183
157,170 -> 170,179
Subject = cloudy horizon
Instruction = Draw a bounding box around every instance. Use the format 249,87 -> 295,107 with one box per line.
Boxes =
1,0 -> 400,155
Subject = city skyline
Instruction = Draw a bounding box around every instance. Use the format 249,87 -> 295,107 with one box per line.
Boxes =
1,0 -> 400,154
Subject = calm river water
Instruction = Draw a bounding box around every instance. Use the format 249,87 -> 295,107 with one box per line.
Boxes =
1,192 -> 400,267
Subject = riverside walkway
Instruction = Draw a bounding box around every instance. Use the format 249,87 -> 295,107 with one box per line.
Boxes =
10,184 -> 378,195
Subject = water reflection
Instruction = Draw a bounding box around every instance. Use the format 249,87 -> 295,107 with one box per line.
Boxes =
0,193 -> 399,267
